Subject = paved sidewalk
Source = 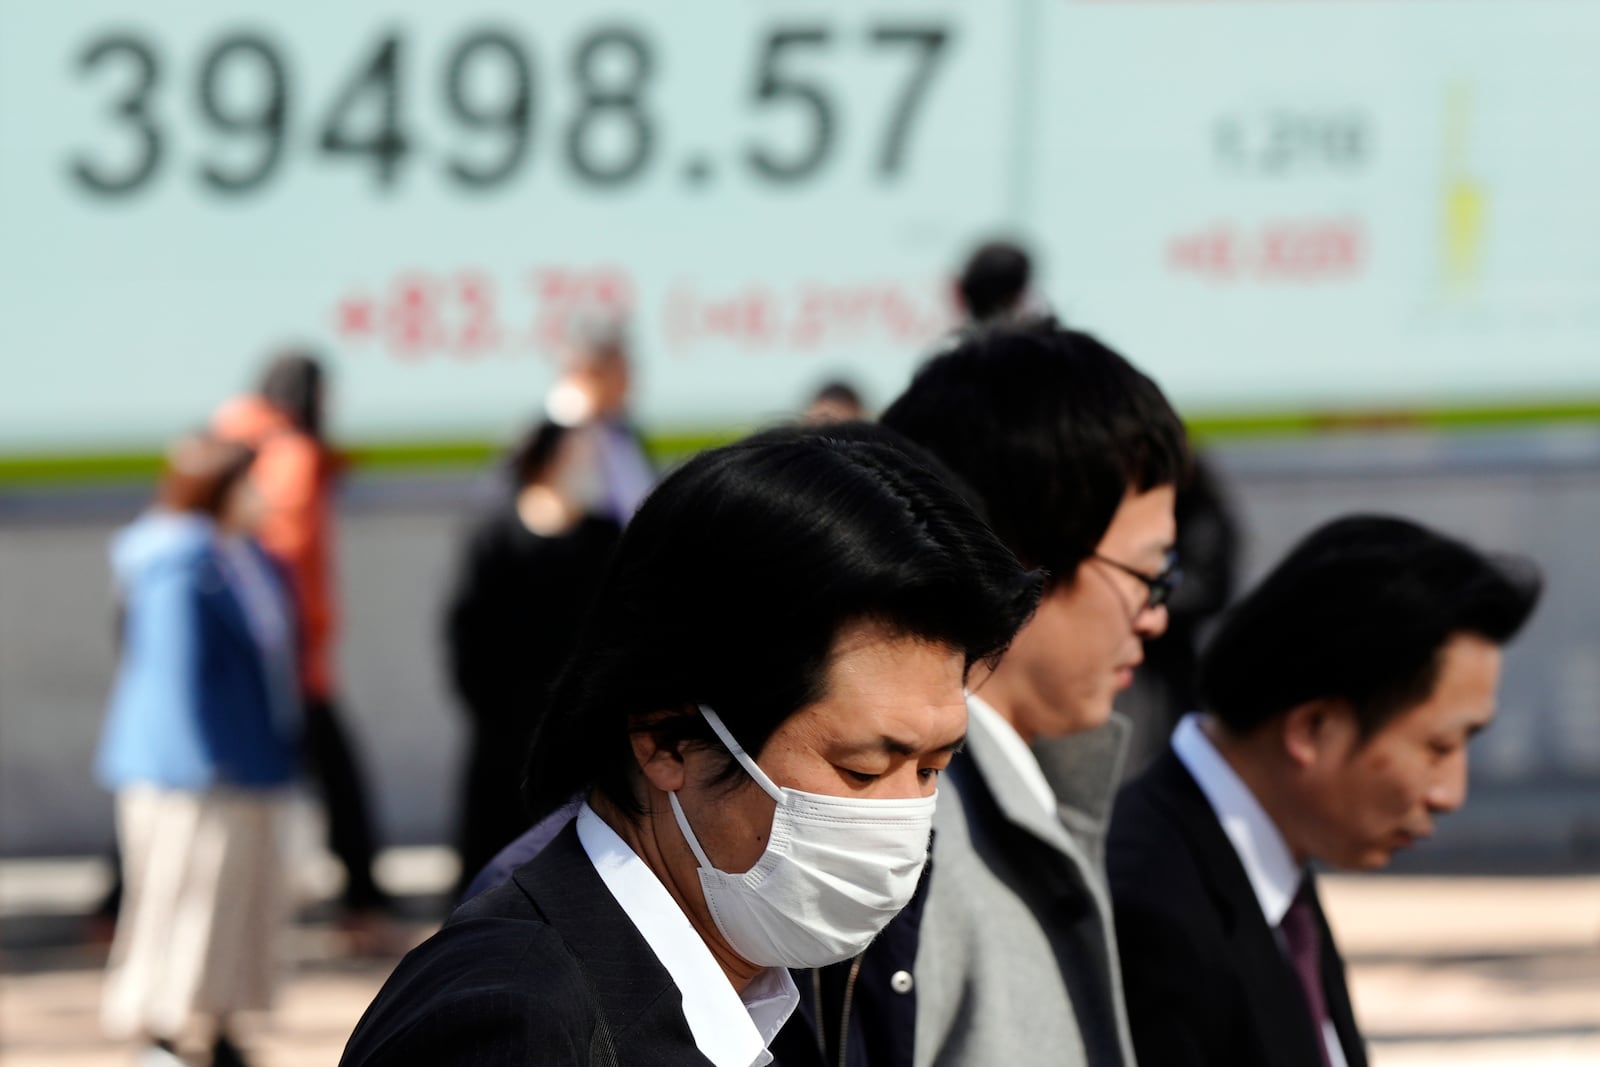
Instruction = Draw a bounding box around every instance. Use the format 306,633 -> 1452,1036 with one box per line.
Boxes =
2,855 -> 1597,1066
1324,875 -> 1600,1066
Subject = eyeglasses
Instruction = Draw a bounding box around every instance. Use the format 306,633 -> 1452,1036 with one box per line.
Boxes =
1091,551 -> 1182,611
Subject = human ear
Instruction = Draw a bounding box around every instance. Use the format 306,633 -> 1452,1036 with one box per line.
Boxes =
628,719 -> 690,794
1281,698 -> 1355,769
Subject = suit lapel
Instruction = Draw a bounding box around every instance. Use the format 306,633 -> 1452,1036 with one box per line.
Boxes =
511,824 -> 711,1062
1143,751 -> 1331,1065
1308,878 -> 1368,1067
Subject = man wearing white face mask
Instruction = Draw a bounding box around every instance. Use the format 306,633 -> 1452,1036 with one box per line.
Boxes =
340,424 -> 1042,1067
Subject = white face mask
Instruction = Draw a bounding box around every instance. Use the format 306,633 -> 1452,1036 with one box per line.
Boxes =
668,705 -> 937,968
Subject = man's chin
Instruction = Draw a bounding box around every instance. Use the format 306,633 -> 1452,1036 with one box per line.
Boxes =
1037,699 -> 1113,739
1076,697 -> 1117,733
1347,845 -> 1398,872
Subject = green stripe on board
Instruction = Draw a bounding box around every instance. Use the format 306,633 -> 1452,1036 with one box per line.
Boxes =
0,429 -> 753,486
1187,400 -> 1600,440
3,401 -> 1599,486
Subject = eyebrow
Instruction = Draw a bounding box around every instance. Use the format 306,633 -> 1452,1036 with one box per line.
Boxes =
838,734 -> 968,758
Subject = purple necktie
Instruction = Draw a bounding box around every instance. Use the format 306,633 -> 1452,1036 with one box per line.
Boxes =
1280,878 -> 1335,1067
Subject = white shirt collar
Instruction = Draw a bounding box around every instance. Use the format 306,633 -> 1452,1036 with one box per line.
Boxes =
575,804 -> 798,1067
1170,713 -> 1302,926
966,692 -> 1059,819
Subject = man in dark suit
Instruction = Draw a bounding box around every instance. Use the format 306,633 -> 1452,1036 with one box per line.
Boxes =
1108,515 -> 1541,1067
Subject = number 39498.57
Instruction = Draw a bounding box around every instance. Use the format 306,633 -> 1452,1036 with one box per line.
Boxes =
67,22 -> 951,198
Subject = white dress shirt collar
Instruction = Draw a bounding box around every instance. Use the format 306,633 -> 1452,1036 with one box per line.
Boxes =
966,692 -> 1059,819
575,803 -> 799,1067
1171,713 -> 1300,926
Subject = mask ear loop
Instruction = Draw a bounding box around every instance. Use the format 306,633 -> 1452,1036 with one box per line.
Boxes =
667,704 -> 785,873
668,792 -> 716,870
698,704 -> 785,802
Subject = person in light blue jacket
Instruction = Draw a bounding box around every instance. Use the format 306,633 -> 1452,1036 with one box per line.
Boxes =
96,434 -> 300,1067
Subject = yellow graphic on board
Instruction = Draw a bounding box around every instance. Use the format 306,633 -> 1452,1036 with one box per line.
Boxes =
1440,84 -> 1484,293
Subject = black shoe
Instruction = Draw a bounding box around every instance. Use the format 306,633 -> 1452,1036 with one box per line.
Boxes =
211,1033 -> 250,1067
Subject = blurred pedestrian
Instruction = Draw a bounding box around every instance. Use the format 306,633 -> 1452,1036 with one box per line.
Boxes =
541,309 -> 655,524
340,424 -> 1041,1067
800,318 -> 1187,1067
96,434 -> 300,1067
443,420 -> 622,900
954,239 -> 1035,325
802,379 -> 868,424
1120,452 -> 1241,776
213,351 -> 394,943
1109,515 -> 1542,1067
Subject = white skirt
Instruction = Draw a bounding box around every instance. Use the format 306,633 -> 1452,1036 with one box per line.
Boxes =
102,784 -> 290,1040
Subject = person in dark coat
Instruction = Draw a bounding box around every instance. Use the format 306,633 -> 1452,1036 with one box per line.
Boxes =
1119,451 -> 1241,777
1108,515 -> 1542,1067
444,420 -> 622,898
340,424 -> 1042,1067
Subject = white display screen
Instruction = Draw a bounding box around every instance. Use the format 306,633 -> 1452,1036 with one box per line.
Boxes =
2,0 -> 1596,452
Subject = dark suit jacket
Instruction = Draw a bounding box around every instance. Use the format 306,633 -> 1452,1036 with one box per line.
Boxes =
341,822 -> 749,1067
1107,749 -> 1368,1067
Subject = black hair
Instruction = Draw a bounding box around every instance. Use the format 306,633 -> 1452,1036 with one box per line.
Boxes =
523,422 -> 1044,821
259,350 -> 324,439
880,317 -> 1188,582
507,421 -> 570,489
1198,514 -> 1542,738
957,240 -> 1032,323
810,379 -> 865,411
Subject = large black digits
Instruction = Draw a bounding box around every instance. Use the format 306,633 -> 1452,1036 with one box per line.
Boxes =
746,27 -> 834,183
319,32 -> 410,187
565,26 -> 654,187
444,30 -> 534,189
71,34 -> 164,196
196,33 -> 289,193
869,25 -> 950,179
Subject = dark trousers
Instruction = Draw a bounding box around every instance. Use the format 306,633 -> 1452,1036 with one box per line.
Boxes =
304,697 -> 390,913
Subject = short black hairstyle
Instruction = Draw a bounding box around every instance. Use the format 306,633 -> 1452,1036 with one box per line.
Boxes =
957,240 -> 1032,323
523,422 -> 1044,821
1199,514 -> 1542,738
880,317 -> 1188,582
259,349 -> 324,439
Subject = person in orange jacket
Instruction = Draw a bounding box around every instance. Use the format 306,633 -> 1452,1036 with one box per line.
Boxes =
214,351 -> 394,935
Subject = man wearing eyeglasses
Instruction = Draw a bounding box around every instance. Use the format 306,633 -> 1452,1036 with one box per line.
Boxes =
787,317 -> 1187,1067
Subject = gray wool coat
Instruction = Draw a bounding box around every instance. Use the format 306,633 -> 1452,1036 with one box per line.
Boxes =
910,701 -> 1138,1067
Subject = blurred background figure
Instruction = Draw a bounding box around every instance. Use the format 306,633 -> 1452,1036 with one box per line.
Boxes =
1120,453 -> 1242,777
212,352 -> 395,943
955,239 -> 1036,325
95,434 -> 300,1067
443,420 -> 622,900
802,379 -> 869,424
540,308 -> 655,525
